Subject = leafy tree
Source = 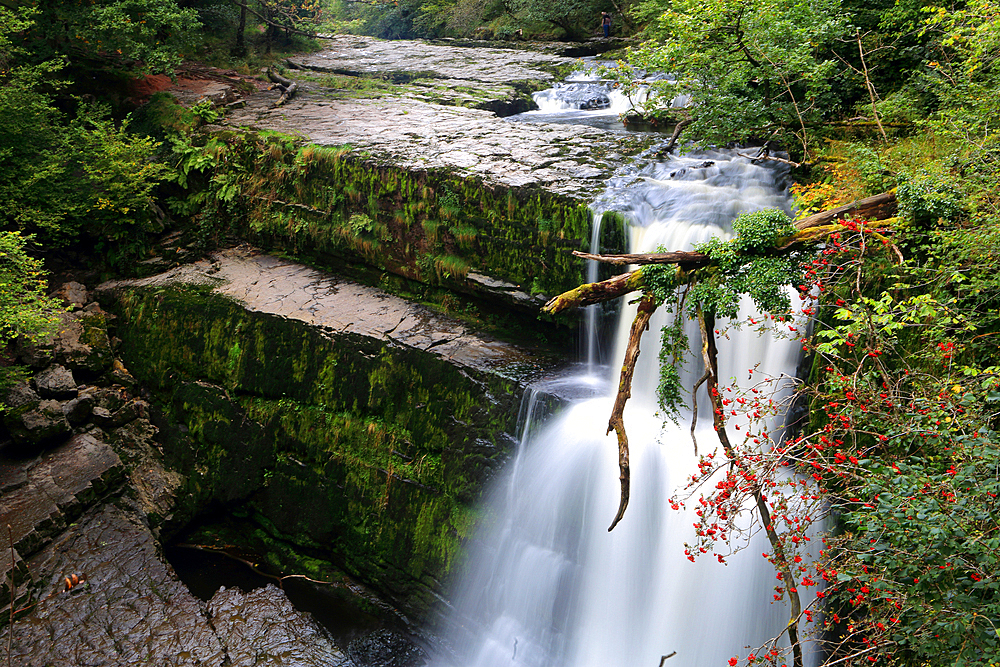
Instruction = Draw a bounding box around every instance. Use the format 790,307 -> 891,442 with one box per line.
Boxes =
621,0 -> 849,159
0,231 -> 60,348
507,0 -> 606,39
0,7 -> 166,258
0,231 -> 62,409
13,0 -> 201,74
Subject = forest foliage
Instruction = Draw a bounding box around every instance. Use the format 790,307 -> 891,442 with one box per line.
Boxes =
1,0 -> 998,664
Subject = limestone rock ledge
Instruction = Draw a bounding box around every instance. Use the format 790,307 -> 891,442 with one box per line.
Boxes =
96,247 -> 564,620
227,35 -> 655,200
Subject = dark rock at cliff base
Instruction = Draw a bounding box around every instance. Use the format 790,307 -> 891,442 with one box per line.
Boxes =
4,382 -> 40,411
61,394 -> 95,424
6,399 -> 71,446
0,432 -> 124,603
18,311 -> 114,374
1,504 -> 225,667
32,365 -> 78,399
348,628 -> 427,667
91,398 -> 146,429
208,584 -> 349,666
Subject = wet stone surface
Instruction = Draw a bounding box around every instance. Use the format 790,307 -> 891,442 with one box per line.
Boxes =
226,35 -> 654,199
3,504 -> 226,667
1,504 -> 365,667
0,432 -> 124,576
209,584 -> 349,666
99,247 -> 556,381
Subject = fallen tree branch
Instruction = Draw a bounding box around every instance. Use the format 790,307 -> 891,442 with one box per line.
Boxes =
607,294 -> 658,531
266,68 -> 298,106
542,270 -> 646,314
793,190 -> 896,230
570,249 -> 709,267
738,151 -> 802,168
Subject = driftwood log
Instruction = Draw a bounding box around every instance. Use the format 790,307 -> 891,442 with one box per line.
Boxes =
266,68 -> 298,107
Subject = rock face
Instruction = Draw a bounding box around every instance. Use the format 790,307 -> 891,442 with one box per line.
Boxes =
97,247 -> 562,619
226,35 -> 654,200
0,291 -> 385,666
3,505 -> 226,667
16,309 -> 114,373
2,503 -> 355,667
33,364 -> 78,398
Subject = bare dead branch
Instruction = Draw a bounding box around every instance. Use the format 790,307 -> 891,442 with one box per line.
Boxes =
266,67 -> 293,88
689,370 -> 710,456
738,151 -> 802,168
607,295 -> 658,531
266,68 -> 298,106
855,30 -> 888,143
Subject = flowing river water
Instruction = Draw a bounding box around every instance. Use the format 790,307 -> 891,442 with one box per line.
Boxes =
432,78 -> 809,667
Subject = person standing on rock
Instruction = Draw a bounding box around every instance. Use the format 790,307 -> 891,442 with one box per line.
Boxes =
601,12 -> 612,38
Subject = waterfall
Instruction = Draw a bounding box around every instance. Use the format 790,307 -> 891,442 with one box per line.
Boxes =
434,148 -> 807,667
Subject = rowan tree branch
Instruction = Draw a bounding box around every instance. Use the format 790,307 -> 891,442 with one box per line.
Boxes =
696,308 -> 802,667
228,0 -> 328,39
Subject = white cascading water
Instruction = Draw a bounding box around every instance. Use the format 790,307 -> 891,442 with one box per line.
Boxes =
436,85 -> 810,667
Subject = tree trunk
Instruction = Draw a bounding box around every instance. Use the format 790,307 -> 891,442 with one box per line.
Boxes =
233,2 -> 247,58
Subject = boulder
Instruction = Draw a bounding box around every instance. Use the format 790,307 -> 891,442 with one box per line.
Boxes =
7,399 -> 71,446
108,358 -> 136,388
92,399 -> 146,429
2,505 -> 224,667
52,281 -> 89,309
4,382 -> 40,412
348,628 -> 426,667
208,585 -> 349,667
51,311 -> 114,375
32,365 -> 77,399
61,394 -> 95,424
15,334 -> 53,369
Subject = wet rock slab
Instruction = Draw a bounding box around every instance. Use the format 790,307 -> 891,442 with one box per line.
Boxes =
292,35 -> 572,85
99,247 -> 554,380
3,504 -> 225,667
227,36 -> 654,199
1,504 -> 352,666
0,432 -> 124,588
209,584 -> 349,666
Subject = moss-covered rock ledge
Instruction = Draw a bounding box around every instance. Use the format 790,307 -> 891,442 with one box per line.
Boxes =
97,248 -> 562,619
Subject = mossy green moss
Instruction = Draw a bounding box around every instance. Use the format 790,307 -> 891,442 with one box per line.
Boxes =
108,283 -> 524,618
176,129 -> 598,303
